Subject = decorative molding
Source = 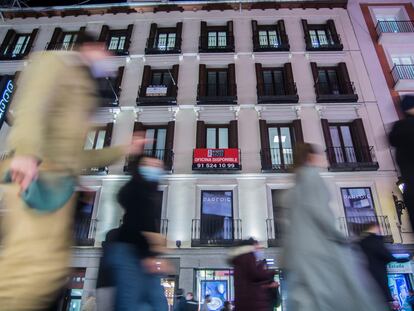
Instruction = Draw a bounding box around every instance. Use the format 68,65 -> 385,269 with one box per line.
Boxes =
136,106 -> 177,123
257,104 -> 301,122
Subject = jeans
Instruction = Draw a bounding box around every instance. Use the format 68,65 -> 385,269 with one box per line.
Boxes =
104,242 -> 168,311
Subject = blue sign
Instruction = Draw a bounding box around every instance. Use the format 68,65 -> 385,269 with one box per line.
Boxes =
0,77 -> 14,129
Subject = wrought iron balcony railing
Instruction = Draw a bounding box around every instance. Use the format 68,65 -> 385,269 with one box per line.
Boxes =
124,149 -> 174,172
392,64 -> 414,86
260,148 -> 294,172
191,218 -> 242,247
197,83 -> 237,104
46,42 -> 77,51
305,33 -> 343,51
338,216 -> 393,243
253,34 -> 290,52
145,37 -> 182,54
376,20 -> 414,36
315,81 -> 358,103
326,146 -> 379,171
257,82 -> 299,104
199,35 -> 235,53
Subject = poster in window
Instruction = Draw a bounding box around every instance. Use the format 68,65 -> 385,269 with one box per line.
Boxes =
341,187 -> 376,218
202,191 -> 232,217
200,280 -> 228,311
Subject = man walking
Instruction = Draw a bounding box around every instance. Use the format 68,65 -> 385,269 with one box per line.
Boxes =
0,33 -> 144,310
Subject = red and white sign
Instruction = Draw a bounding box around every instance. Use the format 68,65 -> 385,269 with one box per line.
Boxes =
193,148 -> 240,170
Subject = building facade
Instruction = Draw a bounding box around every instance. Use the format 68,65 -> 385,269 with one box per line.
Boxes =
0,0 -> 410,309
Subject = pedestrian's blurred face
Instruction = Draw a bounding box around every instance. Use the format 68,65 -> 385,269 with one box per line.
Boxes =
186,293 -> 193,300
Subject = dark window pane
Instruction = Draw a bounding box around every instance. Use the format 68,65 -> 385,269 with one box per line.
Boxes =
151,72 -> 162,85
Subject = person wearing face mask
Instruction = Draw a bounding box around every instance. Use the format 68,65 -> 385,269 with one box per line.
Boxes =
0,33 -> 145,311
106,156 -> 169,311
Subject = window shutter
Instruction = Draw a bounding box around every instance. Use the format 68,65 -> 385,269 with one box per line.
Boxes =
76,27 -> 87,44
259,119 -> 271,170
175,22 -> 183,51
301,19 -> 311,49
321,119 -> 335,164
24,28 -> 38,56
147,23 -> 157,50
48,27 -> 62,49
123,24 -> 134,53
283,63 -> 295,95
98,25 -> 110,42
198,64 -> 207,97
337,62 -> 353,94
255,63 -> 264,97
229,120 -> 238,148
228,63 -> 236,97
196,120 -> 206,148
0,29 -> 17,55
351,119 -> 372,163
140,65 -> 152,97
164,121 -> 175,170
310,62 -> 319,97
115,66 -> 125,97
104,123 -> 114,147
327,20 -> 340,44
277,20 -> 289,48
134,122 -> 144,132
292,119 -> 304,143
252,20 -> 259,51
227,21 -> 234,49
200,21 -> 208,50
168,64 -> 179,98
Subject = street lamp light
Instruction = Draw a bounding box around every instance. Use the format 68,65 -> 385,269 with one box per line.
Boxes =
397,177 -> 406,194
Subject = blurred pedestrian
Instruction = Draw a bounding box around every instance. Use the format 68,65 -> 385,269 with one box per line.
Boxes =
0,33 -> 145,310
96,228 -> 119,311
185,292 -> 199,311
200,295 -> 211,311
282,143 -> 389,311
390,95 -> 414,230
174,289 -> 187,311
82,293 -> 97,311
229,239 -> 275,311
106,156 -> 169,311
221,301 -> 233,311
406,290 -> 414,310
358,222 -> 410,304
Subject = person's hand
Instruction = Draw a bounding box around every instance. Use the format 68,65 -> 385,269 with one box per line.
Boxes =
9,155 -> 39,193
126,131 -> 151,156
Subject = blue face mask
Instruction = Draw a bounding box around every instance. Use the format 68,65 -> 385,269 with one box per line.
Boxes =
138,166 -> 164,182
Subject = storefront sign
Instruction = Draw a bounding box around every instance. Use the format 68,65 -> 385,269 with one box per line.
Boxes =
193,148 -> 240,170
146,85 -> 168,96
0,77 -> 13,129
387,262 -> 412,274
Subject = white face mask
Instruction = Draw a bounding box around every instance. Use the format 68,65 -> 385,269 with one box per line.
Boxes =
90,59 -> 117,78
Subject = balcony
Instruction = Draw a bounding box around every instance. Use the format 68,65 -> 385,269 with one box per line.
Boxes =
199,35 -> 235,53
108,46 -> 129,56
260,148 -> 294,172
191,218 -> 242,247
81,167 -> 108,176
266,219 -> 283,247
305,34 -> 343,51
392,64 -> 414,91
0,50 -> 27,61
145,38 -> 182,55
338,216 -> 393,243
257,83 -> 299,104
197,83 -> 237,105
327,146 -> 379,172
45,42 -> 76,51
253,34 -> 290,52
137,85 -> 177,106
74,217 -> 97,246
124,149 -> 174,172
315,81 -> 358,103
376,21 -> 414,45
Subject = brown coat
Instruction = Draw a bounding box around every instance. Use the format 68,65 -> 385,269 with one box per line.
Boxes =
229,246 -> 275,311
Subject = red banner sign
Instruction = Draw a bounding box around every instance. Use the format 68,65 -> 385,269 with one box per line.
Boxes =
193,148 -> 240,170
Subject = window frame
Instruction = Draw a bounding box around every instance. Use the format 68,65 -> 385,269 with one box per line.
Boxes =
143,125 -> 168,156
155,27 -> 177,51
266,123 -> 295,169
84,126 -> 109,151
262,67 -> 286,96
60,31 -> 79,51
317,66 -> 341,95
150,69 -> 173,86
206,68 -> 228,97
328,122 -> 357,164
107,29 -> 128,52
257,25 -> 281,48
205,124 -> 230,149
206,26 -> 228,49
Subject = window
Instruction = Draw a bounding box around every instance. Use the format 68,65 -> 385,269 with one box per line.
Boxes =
207,70 -> 228,96
61,32 -> 78,51
196,269 -> 235,308
309,28 -> 333,48
156,32 -> 176,51
143,127 -> 167,159
208,31 -> 227,48
7,34 -> 30,57
74,191 -> 96,246
329,124 -> 356,164
0,29 -> 37,59
206,126 -> 229,149
151,70 -> 173,87
108,33 -> 126,52
84,128 -> 107,150
262,69 -> 285,96
267,126 -> 294,169
200,191 -> 234,243
302,20 -> 342,51
317,68 -> 340,95
258,30 -> 279,48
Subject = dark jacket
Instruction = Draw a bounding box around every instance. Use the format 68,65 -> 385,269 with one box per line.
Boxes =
174,296 -> 187,311
389,117 -> 414,184
229,245 -> 275,311
117,175 -> 160,258
96,228 -> 119,288
359,233 -> 408,302
185,299 -> 199,311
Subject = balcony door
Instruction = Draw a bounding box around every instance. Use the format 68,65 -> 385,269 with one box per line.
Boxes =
156,31 -> 177,51
143,127 -> 167,160
267,126 -> 294,169
329,124 -> 356,164
200,191 -> 234,243
108,32 -> 126,53
207,31 -> 227,49
206,125 -> 229,149
207,70 -> 228,97
61,32 -> 78,51
263,69 -> 285,96
318,68 -> 340,95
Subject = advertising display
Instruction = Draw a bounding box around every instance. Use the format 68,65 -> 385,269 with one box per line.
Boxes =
202,191 -> 233,217
193,148 -> 240,170
388,274 -> 413,311
146,85 -> 168,96
200,280 -> 228,311
341,187 -> 376,218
